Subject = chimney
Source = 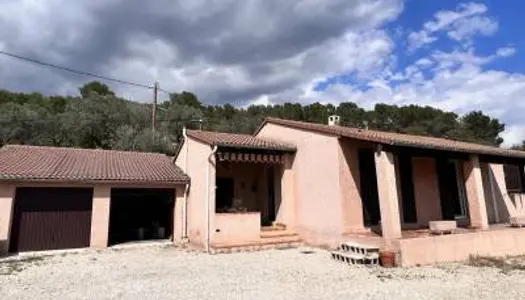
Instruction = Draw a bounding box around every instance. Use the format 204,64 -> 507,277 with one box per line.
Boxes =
328,115 -> 340,126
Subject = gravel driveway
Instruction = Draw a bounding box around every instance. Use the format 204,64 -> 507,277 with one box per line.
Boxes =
1,245 -> 525,300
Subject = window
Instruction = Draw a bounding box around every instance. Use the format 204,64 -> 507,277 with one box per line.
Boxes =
216,178 -> 234,212
503,164 -> 525,193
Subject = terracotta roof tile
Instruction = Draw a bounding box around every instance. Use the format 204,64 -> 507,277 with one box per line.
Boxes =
0,145 -> 190,184
260,117 -> 525,159
186,130 -> 295,151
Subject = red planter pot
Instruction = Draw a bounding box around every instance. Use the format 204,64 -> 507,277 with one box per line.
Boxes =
379,251 -> 397,268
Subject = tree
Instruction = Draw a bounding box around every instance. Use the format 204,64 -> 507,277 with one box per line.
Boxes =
457,111 -> 505,146
511,141 -> 525,151
169,91 -> 203,110
79,81 -> 115,98
336,102 -> 366,128
368,104 -> 400,132
0,82 -> 511,153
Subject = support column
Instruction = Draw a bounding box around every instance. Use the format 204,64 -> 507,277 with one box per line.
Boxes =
277,153 -> 296,229
375,150 -> 402,239
463,155 -> 489,229
173,186 -> 185,244
90,186 -> 111,248
0,185 -> 15,255
489,164 -> 516,217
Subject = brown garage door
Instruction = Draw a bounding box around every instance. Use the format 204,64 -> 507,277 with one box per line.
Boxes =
9,188 -> 93,253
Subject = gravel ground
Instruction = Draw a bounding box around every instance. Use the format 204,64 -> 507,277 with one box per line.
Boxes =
1,245 -> 525,300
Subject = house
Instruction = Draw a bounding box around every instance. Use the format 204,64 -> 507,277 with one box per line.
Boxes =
2,117 -> 525,267
176,117 -> 525,266
0,145 -> 189,254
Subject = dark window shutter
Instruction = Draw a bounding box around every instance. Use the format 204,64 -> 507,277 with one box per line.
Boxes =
504,164 -> 524,193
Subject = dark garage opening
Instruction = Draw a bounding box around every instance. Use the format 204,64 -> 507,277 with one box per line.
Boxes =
109,189 -> 174,245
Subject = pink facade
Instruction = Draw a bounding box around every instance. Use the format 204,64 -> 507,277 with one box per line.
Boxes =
338,139 -> 365,233
412,158 -> 442,227
90,186 -> 111,248
0,185 -> 15,254
252,121 -> 525,265
257,123 -> 347,247
0,181 -> 185,255
213,212 -> 261,244
177,133 -> 297,250
175,136 -> 213,247
398,227 -> 525,266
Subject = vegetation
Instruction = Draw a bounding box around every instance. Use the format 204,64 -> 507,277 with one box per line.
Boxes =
0,81 -> 509,154
468,255 -> 525,274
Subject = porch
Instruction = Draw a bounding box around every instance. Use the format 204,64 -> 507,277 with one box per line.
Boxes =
342,223 -> 525,266
341,139 -> 525,266
209,148 -> 300,251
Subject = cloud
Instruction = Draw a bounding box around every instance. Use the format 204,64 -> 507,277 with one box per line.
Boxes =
431,46 -> 516,69
408,2 -> 497,50
1,0 -> 524,147
447,15 -> 498,43
302,46 -> 525,146
501,125 -> 525,148
0,0 -> 403,105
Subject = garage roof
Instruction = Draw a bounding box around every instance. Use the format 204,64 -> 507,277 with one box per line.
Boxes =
0,145 -> 190,184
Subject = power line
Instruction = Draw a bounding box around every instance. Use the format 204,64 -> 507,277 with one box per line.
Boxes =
0,50 -> 168,91
158,87 -> 172,95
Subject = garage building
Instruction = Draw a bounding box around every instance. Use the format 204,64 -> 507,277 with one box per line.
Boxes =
0,145 -> 189,254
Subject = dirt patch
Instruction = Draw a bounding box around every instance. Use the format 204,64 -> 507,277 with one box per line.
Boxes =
468,255 -> 525,274
0,256 -> 47,276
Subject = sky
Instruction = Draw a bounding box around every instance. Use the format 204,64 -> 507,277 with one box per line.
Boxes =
1,0 -> 525,146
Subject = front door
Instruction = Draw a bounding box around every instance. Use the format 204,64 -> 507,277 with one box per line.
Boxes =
358,149 -> 381,226
266,167 -> 276,226
398,153 -> 417,223
437,159 -> 467,220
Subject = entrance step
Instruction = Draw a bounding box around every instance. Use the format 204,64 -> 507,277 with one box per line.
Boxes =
331,251 -> 379,266
340,242 -> 379,256
331,241 -> 380,266
260,230 -> 298,239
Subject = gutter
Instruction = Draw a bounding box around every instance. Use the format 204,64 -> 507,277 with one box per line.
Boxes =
205,145 -> 218,253
181,127 -> 190,242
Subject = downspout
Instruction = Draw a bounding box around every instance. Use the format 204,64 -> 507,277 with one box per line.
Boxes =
205,145 -> 218,253
182,127 -> 189,242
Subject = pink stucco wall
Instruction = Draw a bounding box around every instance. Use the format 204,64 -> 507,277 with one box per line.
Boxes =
175,137 -> 214,247
375,151 -> 402,240
338,138 -> 365,233
412,157 -> 442,227
90,186 -> 111,248
172,187 -> 185,244
212,212 -> 261,244
257,123 -> 345,247
490,164 -> 517,217
398,228 -> 525,266
0,181 -> 184,253
463,155 -> 489,229
0,184 -> 15,255
483,163 -> 512,223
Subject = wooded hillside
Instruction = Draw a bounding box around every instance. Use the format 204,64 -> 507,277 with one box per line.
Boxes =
0,81 -> 508,154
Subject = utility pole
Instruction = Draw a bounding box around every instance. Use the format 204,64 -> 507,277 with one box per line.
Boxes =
152,81 -> 159,133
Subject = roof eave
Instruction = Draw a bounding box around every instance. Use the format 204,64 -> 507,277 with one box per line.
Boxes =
215,143 -> 296,152
0,177 -> 190,185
